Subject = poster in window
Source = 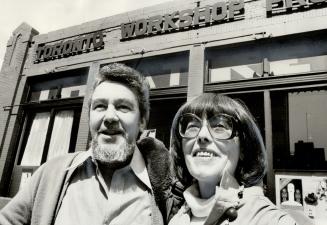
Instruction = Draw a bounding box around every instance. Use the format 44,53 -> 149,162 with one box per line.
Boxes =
276,174 -> 327,225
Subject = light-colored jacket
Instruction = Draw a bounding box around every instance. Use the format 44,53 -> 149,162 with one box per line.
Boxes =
169,185 -> 310,225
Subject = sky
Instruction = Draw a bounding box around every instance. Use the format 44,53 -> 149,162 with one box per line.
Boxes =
0,0 -> 171,69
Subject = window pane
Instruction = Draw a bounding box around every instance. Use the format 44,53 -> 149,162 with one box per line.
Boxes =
206,35 -> 327,83
289,91 -> 327,167
47,110 -> 74,160
28,68 -> 88,102
61,85 -> 86,98
209,63 -> 262,82
206,45 -> 262,83
272,89 -> 327,170
122,52 -> 189,89
21,112 -> 50,166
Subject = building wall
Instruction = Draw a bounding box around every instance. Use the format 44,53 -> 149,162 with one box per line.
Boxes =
0,24 -> 38,193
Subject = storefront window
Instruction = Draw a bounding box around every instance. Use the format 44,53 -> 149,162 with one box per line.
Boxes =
122,51 -> 189,89
206,34 -> 327,83
9,69 -> 87,194
19,109 -> 77,166
19,109 -> 76,166
272,88 -> 327,170
18,70 -> 86,166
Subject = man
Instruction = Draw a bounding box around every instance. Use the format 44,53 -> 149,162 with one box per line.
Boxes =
0,63 -> 174,225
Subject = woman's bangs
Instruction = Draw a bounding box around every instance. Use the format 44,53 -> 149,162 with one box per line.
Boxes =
180,95 -> 218,117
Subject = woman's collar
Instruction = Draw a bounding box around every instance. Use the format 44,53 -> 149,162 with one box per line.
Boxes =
183,183 -> 216,218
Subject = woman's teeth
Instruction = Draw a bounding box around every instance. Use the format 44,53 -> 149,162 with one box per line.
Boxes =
195,151 -> 214,157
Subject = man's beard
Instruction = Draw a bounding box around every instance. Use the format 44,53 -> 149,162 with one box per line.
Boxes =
91,134 -> 135,169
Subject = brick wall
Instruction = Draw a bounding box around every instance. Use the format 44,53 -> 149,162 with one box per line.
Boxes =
0,23 -> 38,194
74,62 -> 99,152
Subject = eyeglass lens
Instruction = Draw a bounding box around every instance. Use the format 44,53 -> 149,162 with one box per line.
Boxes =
179,114 -> 234,140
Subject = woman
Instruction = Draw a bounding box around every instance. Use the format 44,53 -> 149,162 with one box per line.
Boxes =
168,93 -> 299,225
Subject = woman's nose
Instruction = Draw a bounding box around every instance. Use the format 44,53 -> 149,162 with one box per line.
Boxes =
197,124 -> 212,144
104,105 -> 119,124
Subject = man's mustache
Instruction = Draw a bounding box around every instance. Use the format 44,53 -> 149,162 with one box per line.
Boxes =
98,123 -> 125,136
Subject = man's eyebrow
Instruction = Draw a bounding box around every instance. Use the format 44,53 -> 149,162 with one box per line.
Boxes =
91,98 -> 136,105
114,98 -> 135,106
91,98 -> 106,104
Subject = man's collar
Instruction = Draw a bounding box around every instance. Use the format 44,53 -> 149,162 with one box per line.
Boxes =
130,145 -> 152,191
65,146 -> 152,191
65,150 -> 92,171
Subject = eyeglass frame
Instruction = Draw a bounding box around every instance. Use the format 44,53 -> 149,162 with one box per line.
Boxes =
178,113 -> 239,140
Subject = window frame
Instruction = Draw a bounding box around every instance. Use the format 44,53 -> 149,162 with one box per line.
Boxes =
17,97 -> 83,166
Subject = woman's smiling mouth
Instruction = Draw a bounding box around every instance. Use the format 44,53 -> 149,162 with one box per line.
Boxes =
192,149 -> 219,158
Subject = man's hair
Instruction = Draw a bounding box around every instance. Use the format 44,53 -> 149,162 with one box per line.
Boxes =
89,63 -> 150,124
170,93 -> 267,188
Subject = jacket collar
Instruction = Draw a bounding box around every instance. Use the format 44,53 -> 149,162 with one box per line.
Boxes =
130,145 -> 152,190
65,150 -> 92,171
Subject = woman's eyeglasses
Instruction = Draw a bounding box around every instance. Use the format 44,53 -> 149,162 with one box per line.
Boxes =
178,113 -> 238,140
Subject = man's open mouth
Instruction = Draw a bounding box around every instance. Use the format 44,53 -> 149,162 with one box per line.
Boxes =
100,129 -> 124,136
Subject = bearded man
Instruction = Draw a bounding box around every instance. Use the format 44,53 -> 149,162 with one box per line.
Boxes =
0,63 -> 175,225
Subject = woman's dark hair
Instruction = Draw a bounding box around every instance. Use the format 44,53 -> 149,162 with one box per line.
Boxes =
170,93 -> 267,188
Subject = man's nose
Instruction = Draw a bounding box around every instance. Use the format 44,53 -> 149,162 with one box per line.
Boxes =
197,123 -> 212,144
103,105 -> 119,124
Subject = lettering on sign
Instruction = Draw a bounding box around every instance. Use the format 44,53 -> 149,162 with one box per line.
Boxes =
267,0 -> 327,16
34,31 -> 104,63
121,0 -> 244,40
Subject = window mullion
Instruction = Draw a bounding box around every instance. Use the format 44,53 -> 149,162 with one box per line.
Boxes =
40,109 -> 56,164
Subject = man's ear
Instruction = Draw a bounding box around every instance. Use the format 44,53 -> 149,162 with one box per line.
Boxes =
139,117 -> 146,133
